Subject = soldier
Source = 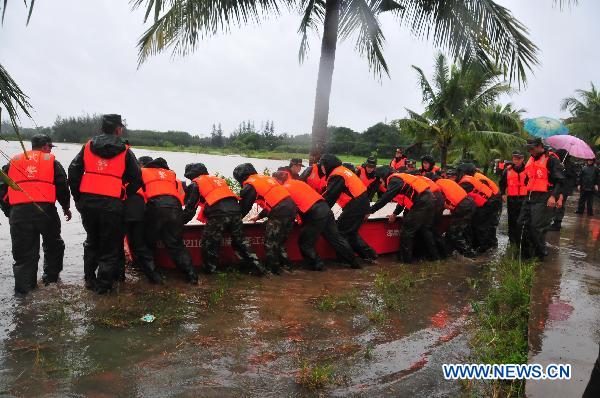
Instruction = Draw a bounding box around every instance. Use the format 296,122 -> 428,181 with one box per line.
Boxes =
299,162 -> 327,194
550,149 -> 577,230
141,157 -> 198,284
182,163 -> 265,275
419,155 -> 441,176
418,174 -> 447,258
355,157 -> 382,201
369,166 -> 439,263
456,163 -> 493,253
0,135 -> 71,294
519,137 -> 565,261
319,154 -> 377,263
390,148 -> 407,171
575,158 -> 599,216
234,163 -> 297,275
499,151 -> 527,244
277,158 -> 303,180
272,171 -> 360,271
457,163 -> 500,253
123,155 -> 162,284
69,114 -> 142,294
435,169 -> 476,257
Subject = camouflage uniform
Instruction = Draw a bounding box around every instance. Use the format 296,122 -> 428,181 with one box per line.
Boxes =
264,215 -> 295,274
202,215 -> 262,273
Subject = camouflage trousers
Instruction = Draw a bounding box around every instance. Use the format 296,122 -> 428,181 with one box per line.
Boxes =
202,215 -> 262,273
264,215 -> 294,274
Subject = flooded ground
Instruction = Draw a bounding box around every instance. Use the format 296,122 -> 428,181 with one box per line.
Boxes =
527,207 -> 600,397
0,142 -> 598,397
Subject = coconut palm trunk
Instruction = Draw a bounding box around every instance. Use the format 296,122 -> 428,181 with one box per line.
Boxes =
309,0 -> 339,164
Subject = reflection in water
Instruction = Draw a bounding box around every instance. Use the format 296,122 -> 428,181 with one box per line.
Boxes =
527,213 -> 600,398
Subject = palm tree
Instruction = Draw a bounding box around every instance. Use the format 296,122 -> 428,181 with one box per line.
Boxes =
459,103 -> 525,171
561,82 -> 600,145
133,0 -> 540,163
395,53 -> 524,166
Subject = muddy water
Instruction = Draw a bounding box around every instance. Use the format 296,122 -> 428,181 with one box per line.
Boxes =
527,209 -> 600,397
0,141 -> 598,397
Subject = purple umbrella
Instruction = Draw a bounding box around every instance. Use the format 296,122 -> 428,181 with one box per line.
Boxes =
546,135 -> 595,159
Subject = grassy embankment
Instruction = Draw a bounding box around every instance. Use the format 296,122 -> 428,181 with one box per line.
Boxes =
137,145 -> 367,165
465,254 -> 538,397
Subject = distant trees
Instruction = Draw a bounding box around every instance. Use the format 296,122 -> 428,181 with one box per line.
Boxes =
3,113 -> 415,159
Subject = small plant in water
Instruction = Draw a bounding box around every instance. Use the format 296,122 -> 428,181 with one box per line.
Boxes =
296,361 -> 335,390
313,289 -> 362,312
367,309 -> 388,324
363,342 -> 375,360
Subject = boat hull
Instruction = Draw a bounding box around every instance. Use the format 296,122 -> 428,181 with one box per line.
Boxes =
154,214 -> 452,269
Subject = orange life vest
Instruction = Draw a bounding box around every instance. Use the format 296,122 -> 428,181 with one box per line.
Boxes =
193,175 -> 237,222
459,175 -> 492,207
7,150 -> 56,204
283,179 -> 323,213
390,157 -> 406,170
306,164 -> 327,194
142,168 -> 184,205
474,172 -> 499,195
525,154 -> 550,193
418,175 -> 440,192
435,178 -> 467,210
328,166 -> 367,208
194,175 -> 236,206
506,168 -> 528,196
356,165 -> 376,187
80,141 -> 128,198
387,172 -> 429,210
421,165 -> 440,174
243,174 -> 290,210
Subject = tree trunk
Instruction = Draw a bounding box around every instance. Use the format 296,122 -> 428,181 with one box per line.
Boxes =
440,144 -> 448,167
309,0 -> 340,165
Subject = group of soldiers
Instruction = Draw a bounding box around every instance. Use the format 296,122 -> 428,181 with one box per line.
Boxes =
0,114 -> 567,295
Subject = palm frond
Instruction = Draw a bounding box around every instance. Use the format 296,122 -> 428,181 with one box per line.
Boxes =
1,0 -> 35,24
395,0 -> 538,85
297,0 -> 325,63
134,0 -> 286,65
411,64 -> 436,104
0,64 -> 31,153
0,168 -> 22,191
463,130 -> 525,147
337,0 -> 390,77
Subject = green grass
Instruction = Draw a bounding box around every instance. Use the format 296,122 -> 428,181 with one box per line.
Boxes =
91,288 -> 194,328
136,145 -> 368,165
296,361 -> 335,390
207,271 -> 244,307
466,255 -> 537,397
373,270 -> 416,311
313,289 -> 362,312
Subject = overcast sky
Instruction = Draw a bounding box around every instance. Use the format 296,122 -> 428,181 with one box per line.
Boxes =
1,0 -> 599,136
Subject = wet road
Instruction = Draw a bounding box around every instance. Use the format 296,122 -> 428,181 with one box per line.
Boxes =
527,210 -> 600,397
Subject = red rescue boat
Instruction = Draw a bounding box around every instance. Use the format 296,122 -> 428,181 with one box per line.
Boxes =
153,204 -> 452,269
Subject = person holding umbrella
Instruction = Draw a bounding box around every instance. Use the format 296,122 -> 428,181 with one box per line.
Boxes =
542,134 -> 598,218
518,138 -> 565,261
575,159 -> 599,216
